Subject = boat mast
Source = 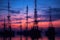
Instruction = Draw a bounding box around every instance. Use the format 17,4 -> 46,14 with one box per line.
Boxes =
46,7 -> 55,40
7,0 -> 11,30
3,17 -> 6,30
48,7 -> 53,27
26,6 -> 28,29
34,0 -> 38,28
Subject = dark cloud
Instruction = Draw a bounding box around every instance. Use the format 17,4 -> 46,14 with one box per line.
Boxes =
26,16 -> 33,19
38,8 -> 60,21
25,22 -> 32,23
0,9 -> 20,14
31,20 -> 49,22
52,15 -> 60,21
13,21 -> 32,24
12,22 -> 22,24
12,18 -> 24,20
52,8 -> 60,12
9,10 -> 20,14
0,15 -> 2,17
0,20 -> 4,22
38,15 -> 60,21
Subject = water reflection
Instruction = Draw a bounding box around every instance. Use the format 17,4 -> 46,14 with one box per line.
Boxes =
0,36 -> 60,40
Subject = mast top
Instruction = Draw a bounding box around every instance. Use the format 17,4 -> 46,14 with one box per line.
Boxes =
34,0 -> 37,9
8,0 -> 10,11
48,7 -> 53,27
34,0 -> 38,27
26,5 -> 28,15
8,0 -> 10,16
4,17 -> 6,29
26,5 -> 28,29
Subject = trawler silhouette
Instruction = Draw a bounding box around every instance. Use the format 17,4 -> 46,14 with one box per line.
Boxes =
0,0 -> 15,37
28,0 -> 42,39
29,27 -> 42,39
0,29 -> 15,37
0,17 -> 15,37
45,7 -> 55,40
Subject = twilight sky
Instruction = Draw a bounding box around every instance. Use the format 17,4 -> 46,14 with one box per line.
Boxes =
0,0 -> 60,29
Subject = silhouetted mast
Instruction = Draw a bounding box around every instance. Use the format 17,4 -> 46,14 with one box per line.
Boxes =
19,11 -> 22,40
49,7 -> 53,27
20,20 -> 22,40
34,0 -> 38,28
7,0 -> 11,30
20,15 -> 22,31
46,7 -> 55,40
20,21 -> 22,30
26,6 -> 28,29
25,6 -> 28,40
3,17 -> 6,30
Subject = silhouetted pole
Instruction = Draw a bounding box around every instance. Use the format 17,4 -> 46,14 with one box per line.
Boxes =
19,11 -> 22,40
7,0 -> 11,31
26,6 -> 28,29
25,6 -> 28,40
20,25 -> 22,40
3,17 -> 6,31
3,17 -> 6,40
30,0 -> 42,40
7,0 -> 11,40
34,0 -> 38,28
34,0 -> 38,37
46,7 -> 55,40
19,19 -> 22,40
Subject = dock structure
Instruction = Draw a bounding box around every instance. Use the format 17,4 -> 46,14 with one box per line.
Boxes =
46,7 -> 55,40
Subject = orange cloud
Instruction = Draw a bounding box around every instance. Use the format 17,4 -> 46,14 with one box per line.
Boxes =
0,16 -> 60,29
